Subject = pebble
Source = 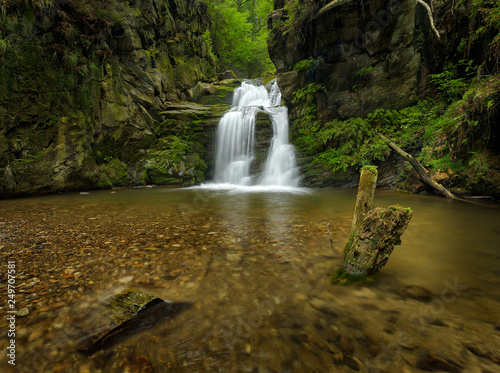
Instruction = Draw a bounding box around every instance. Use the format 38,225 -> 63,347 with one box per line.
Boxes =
17,308 -> 29,317
338,336 -> 354,355
226,253 -> 243,262
118,276 -> 134,283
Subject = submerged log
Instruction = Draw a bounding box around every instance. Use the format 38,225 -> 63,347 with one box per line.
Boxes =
377,132 -> 456,199
333,165 -> 413,283
77,288 -> 191,354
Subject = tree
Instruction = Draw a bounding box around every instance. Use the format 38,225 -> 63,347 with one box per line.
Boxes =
204,0 -> 274,77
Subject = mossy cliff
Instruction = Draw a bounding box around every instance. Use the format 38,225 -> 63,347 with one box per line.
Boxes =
0,0 -> 228,197
268,0 -> 419,121
267,0 -> 500,197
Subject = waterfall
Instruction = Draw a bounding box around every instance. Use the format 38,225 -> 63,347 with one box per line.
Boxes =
213,80 -> 299,187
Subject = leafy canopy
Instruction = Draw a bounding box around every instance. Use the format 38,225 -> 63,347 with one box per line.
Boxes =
204,0 -> 275,77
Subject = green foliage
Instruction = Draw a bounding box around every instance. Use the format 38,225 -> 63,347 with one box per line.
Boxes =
429,60 -> 477,100
205,0 -> 274,77
330,268 -> 374,285
95,150 -> 114,164
356,65 -> 373,76
461,0 -> 500,64
202,30 -> 218,66
293,56 -> 324,74
292,83 -> 326,104
0,36 -> 9,56
273,0 -> 320,43
468,151 -> 490,178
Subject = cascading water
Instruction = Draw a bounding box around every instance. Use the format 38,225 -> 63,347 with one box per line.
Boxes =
213,80 -> 299,188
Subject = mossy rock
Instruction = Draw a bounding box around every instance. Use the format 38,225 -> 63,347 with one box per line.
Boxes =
98,158 -> 130,188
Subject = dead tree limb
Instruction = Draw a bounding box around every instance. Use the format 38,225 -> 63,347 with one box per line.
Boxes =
326,223 -> 334,251
416,0 -> 441,39
377,132 -> 456,199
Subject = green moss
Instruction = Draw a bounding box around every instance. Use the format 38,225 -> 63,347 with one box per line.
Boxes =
99,158 -> 129,187
108,288 -> 157,322
330,268 -> 374,286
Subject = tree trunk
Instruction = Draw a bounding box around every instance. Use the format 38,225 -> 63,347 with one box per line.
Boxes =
342,205 -> 413,277
377,132 -> 456,199
333,165 -> 413,283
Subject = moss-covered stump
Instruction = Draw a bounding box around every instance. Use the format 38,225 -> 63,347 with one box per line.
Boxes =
333,165 -> 412,284
77,288 -> 191,354
342,204 -> 412,276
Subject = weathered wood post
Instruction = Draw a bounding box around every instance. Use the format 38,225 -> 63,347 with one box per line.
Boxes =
344,165 -> 378,258
333,166 -> 413,283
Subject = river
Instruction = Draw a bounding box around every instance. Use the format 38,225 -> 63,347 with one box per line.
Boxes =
1,187 -> 499,372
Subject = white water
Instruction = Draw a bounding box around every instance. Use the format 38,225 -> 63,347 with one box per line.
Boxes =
211,80 -> 300,190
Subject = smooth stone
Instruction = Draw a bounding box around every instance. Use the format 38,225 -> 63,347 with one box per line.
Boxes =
17,308 -> 29,317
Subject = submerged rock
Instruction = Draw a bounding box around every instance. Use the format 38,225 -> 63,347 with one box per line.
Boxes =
397,285 -> 434,303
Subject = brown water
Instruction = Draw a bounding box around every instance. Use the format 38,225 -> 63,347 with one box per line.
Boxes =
1,187 -> 500,372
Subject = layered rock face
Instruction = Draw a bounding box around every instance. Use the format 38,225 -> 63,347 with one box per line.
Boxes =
0,0 -> 222,197
268,0 -> 420,121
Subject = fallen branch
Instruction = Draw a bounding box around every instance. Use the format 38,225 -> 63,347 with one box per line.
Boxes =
416,0 -> 441,39
326,223 -> 334,250
377,132 -> 456,199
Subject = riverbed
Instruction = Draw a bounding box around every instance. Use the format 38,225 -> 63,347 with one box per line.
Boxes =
1,187 -> 499,372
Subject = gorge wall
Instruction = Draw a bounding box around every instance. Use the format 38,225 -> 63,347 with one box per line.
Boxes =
267,0 -> 500,196
268,0 -> 420,121
0,0 -> 228,197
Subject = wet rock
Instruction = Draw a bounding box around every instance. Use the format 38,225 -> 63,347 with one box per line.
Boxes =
119,354 -> 154,373
416,349 -> 464,372
226,253 -> 243,263
345,356 -> 363,371
291,333 -> 308,344
398,285 -> 434,302
364,334 -> 382,357
426,317 -> 447,327
464,341 -> 500,364
309,298 -> 339,317
17,308 -> 30,317
398,333 -> 418,350
189,81 -> 238,105
338,336 -> 354,356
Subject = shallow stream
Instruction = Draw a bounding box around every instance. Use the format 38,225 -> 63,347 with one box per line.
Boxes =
1,187 -> 499,372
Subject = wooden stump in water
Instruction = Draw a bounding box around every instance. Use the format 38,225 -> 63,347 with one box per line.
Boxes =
344,165 -> 378,257
333,166 -> 413,283
342,205 -> 413,277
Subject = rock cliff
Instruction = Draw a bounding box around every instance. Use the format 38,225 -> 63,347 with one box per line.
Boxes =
267,0 -> 500,196
0,0 -> 223,197
268,0 -> 420,121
